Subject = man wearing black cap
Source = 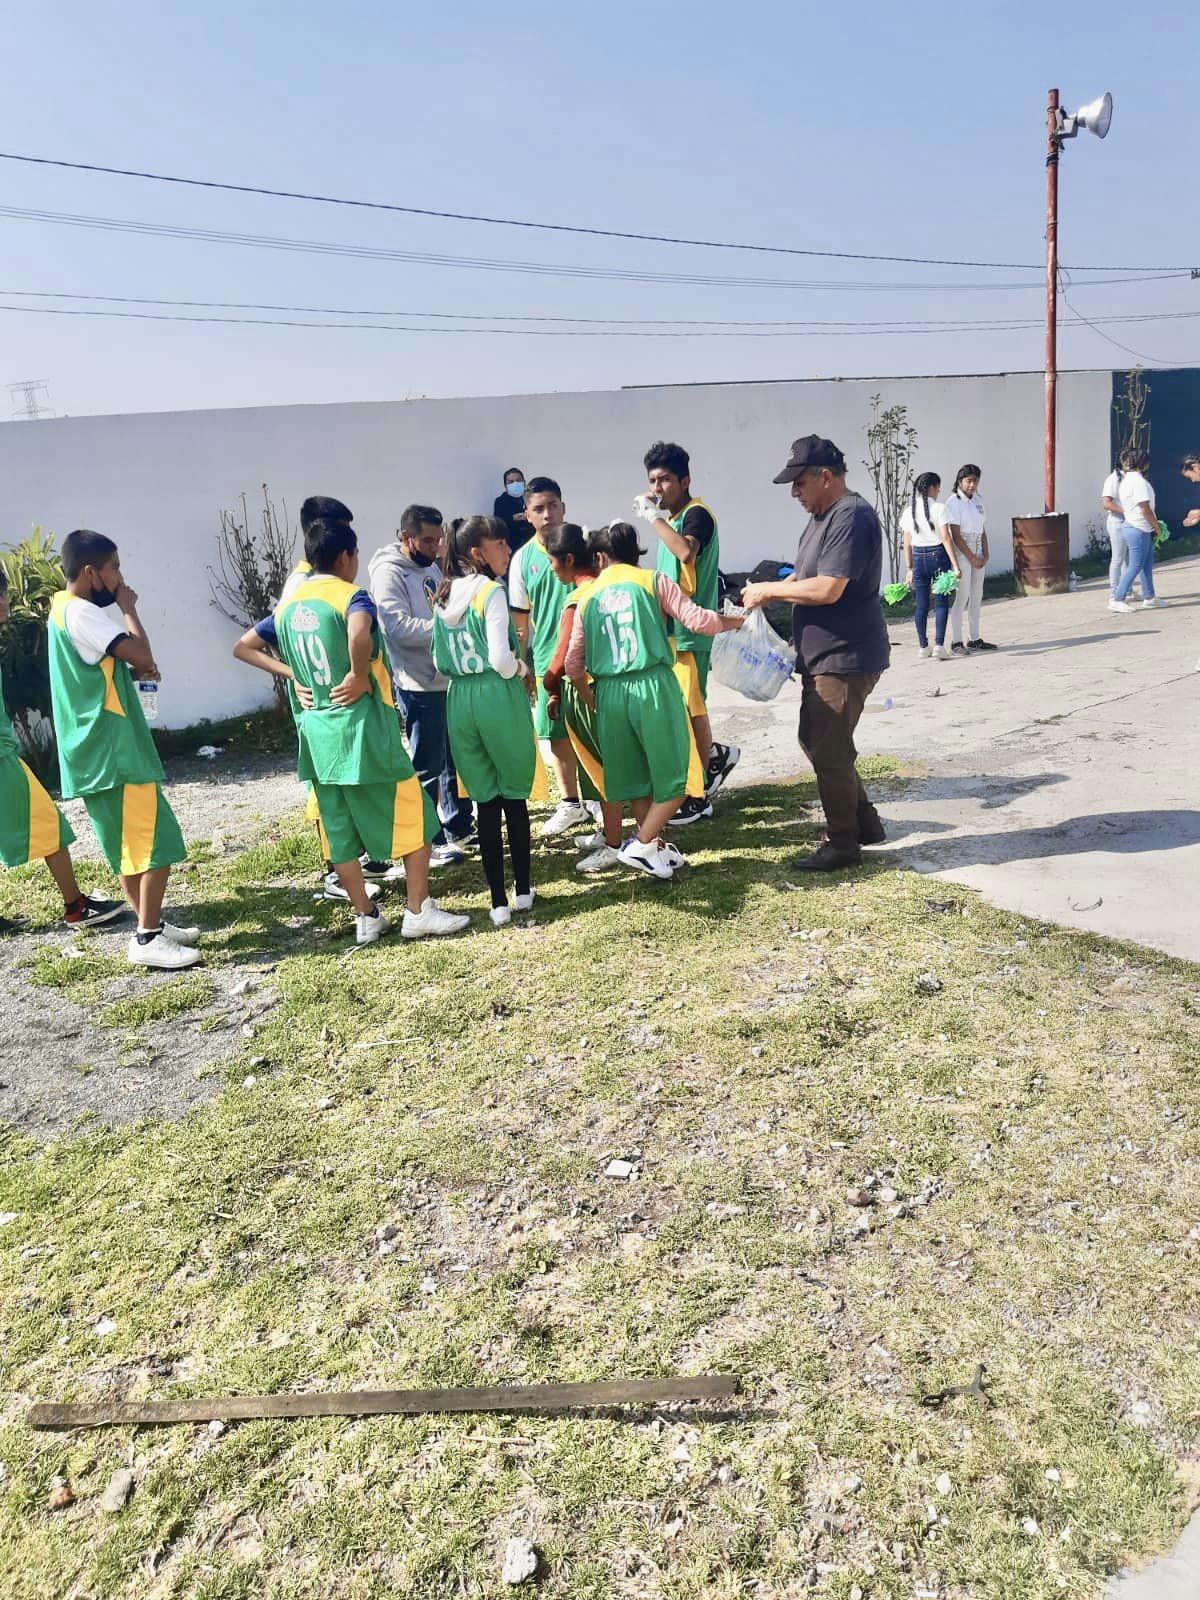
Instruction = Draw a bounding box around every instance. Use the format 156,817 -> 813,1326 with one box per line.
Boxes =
742,435 -> 890,872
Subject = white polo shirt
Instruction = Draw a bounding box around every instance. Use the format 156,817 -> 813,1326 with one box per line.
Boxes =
1117,471 -> 1156,534
899,497 -> 948,549
944,491 -> 986,555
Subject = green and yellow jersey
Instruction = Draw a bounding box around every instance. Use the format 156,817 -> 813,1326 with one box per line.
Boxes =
510,536 -> 572,676
576,565 -> 675,678
654,497 -> 720,656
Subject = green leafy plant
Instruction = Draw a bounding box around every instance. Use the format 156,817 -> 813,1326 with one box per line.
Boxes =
0,528 -> 65,788
208,485 -> 298,707
863,395 -> 919,584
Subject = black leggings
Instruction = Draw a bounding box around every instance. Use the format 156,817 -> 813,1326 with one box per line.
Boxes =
477,798 -> 531,908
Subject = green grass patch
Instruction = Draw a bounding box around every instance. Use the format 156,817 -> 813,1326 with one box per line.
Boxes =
1,774 -> 1197,1599
98,973 -> 216,1029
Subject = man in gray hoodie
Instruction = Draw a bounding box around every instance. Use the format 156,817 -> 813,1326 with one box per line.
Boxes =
368,504 -> 473,864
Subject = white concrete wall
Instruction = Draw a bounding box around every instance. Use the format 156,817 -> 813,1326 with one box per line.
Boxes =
0,370 -> 1111,727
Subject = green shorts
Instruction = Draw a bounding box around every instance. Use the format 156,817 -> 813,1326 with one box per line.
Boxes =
0,752 -> 75,867
562,681 -> 604,804
594,666 -> 693,804
534,676 -> 568,742
83,783 -> 186,876
312,774 -> 436,866
448,675 -> 540,804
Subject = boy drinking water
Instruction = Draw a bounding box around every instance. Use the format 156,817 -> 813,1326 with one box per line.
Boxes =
49,530 -> 200,969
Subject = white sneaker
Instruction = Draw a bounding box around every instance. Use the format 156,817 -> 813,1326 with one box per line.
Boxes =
1141,598 -> 1164,609
513,890 -> 535,913
161,921 -> 200,947
489,905 -> 512,927
576,830 -> 607,851
541,800 -> 591,838
917,644 -> 933,660
934,644 -> 951,661
619,837 -> 674,879
355,909 -> 393,946
429,842 -> 465,868
577,845 -> 622,874
323,873 -> 381,903
660,841 -> 687,869
402,898 -> 470,939
1109,600 -> 1134,613
127,932 -> 201,970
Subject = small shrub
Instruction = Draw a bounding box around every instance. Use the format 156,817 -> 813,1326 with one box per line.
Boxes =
0,528 -> 65,788
208,486 -> 298,708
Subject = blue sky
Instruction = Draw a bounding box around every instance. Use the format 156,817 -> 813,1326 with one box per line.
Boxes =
3,0 -> 1198,416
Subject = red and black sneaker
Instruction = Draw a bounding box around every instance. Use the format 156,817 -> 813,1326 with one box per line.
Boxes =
63,895 -> 127,929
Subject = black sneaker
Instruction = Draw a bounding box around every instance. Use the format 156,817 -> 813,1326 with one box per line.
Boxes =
968,638 -> 998,652
857,811 -> 887,847
668,796 -> 714,827
64,894 -> 126,929
359,856 -> 394,879
950,642 -> 969,656
791,841 -> 861,873
704,741 -> 741,799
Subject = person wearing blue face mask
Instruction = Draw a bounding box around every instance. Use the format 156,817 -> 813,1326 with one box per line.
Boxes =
493,467 -> 532,552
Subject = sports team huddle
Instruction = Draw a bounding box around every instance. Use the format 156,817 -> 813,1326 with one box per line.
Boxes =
1,440 -> 759,968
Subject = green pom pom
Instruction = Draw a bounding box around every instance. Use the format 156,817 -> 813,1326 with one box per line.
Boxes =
1155,518 -> 1171,547
883,582 -> 910,606
931,571 -> 959,597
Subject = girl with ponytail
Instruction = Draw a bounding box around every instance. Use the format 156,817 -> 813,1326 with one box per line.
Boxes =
945,464 -> 995,652
900,471 -> 961,660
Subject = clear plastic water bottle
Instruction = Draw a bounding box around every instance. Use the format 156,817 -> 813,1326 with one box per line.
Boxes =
865,695 -> 896,713
136,680 -> 160,721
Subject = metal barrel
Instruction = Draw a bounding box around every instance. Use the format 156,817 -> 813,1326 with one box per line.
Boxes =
1011,512 -> 1070,596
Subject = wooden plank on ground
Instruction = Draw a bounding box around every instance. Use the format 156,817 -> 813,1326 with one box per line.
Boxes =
29,1374 -> 740,1431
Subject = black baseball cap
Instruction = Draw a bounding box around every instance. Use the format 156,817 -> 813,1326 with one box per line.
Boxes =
772,435 -> 846,484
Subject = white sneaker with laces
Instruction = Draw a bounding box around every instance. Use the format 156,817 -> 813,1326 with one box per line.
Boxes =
575,830 -> 607,851
513,890 -> 535,913
323,873 -> 381,903
619,837 -> 674,879
577,845 -> 622,874
355,909 -> 393,946
489,905 -> 512,927
429,842 -> 465,868
1109,600 -> 1134,613
660,841 -> 687,869
161,921 -> 200,947
918,644 -> 933,660
1141,598 -> 1164,609
541,800 -> 591,838
402,898 -> 471,939
127,932 -> 201,970
934,644 -> 951,661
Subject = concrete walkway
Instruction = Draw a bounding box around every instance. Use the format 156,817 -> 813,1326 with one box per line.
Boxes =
711,556 -> 1200,1593
710,554 -> 1200,961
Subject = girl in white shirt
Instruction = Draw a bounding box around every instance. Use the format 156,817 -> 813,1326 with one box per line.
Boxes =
901,472 -> 961,660
1111,449 -> 1162,612
944,463 -> 995,654
1101,465 -> 1139,600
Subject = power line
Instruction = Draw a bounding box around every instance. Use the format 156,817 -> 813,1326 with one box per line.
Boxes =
3,299 -> 1197,340
4,286 -> 1200,335
0,149 -> 1194,275
1057,275 -> 1175,366
0,204 -> 1186,296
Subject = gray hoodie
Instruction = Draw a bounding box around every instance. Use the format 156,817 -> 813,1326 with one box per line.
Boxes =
367,542 -> 447,693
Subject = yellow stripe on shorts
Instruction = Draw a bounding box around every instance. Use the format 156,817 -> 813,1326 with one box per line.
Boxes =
567,724 -> 606,801
120,782 -> 159,874
389,775 -> 429,860
23,762 -> 64,859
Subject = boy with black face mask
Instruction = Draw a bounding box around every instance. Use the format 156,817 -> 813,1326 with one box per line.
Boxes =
368,504 -> 474,865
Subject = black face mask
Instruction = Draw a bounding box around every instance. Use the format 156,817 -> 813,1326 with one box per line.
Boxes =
91,583 -> 118,608
408,548 -> 435,569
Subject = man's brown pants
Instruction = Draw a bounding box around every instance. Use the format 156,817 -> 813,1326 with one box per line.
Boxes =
797,672 -> 882,848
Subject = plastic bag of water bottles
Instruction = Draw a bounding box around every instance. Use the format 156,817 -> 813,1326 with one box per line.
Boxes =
710,605 -> 796,702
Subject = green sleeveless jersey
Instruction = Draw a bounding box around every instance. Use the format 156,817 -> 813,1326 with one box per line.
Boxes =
577,566 -> 674,678
0,668 -> 18,759
272,575 -> 408,787
431,579 -> 519,680
47,592 -> 164,799
513,537 -> 571,675
655,497 -> 720,655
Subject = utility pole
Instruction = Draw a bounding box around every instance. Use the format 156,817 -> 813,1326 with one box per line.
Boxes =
1044,89 -> 1060,515
7,379 -> 54,420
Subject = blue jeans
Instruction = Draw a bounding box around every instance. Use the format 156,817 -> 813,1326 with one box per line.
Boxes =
912,546 -> 951,647
396,689 -> 474,845
1107,515 -> 1132,597
1113,525 -> 1155,603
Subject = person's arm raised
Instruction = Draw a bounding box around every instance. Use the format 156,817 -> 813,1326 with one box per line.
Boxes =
107,582 -> 158,677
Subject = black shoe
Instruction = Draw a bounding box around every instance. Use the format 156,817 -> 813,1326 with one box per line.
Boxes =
857,811 -> 887,847
668,796 -> 715,827
969,638 -> 998,652
704,741 -> 741,799
359,856 -> 394,879
791,840 -> 861,873
63,894 -> 127,929
950,642 -> 969,656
